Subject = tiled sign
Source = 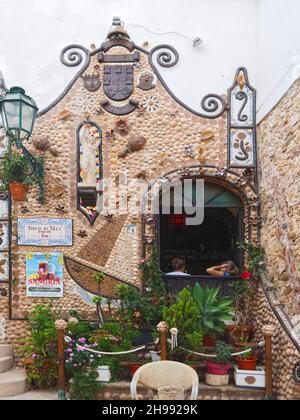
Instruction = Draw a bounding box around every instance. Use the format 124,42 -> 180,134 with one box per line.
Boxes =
18,218 -> 73,246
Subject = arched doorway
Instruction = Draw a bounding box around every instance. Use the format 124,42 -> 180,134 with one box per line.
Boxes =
159,180 -> 243,275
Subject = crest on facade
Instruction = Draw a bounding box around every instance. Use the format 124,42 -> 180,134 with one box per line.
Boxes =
81,74 -> 101,92
103,65 -> 134,101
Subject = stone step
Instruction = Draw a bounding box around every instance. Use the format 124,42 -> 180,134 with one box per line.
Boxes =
0,344 -> 13,358
0,368 -> 28,398
0,357 -> 14,374
97,381 -> 266,401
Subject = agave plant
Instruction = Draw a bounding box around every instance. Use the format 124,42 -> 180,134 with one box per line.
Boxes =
189,283 -> 234,338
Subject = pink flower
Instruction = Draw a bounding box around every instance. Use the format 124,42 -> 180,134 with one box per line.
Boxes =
31,354 -> 37,360
78,337 -> 86,344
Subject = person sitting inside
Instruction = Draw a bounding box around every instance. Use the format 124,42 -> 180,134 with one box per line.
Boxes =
206,260 -> 239,278
166,258 -> 190,276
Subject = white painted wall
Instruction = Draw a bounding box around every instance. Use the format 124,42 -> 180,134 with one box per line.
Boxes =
256,0 -> 300,120
0,0 -> 299,120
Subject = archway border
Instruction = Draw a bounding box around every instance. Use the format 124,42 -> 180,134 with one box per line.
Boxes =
141,164 -> 261,263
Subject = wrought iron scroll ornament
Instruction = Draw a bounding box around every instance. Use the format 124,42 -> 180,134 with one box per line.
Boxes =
147,44 -> 226,119
227,67 -> 257,172
235,91 -> 248,122
38,41 -> 226,119
38,45 -> 91,116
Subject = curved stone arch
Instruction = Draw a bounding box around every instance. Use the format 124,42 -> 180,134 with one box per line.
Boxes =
141,164 -> 260,261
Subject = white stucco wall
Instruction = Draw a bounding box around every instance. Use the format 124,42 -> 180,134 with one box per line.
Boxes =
256,0 -> 300,120
0,0 -> 299,120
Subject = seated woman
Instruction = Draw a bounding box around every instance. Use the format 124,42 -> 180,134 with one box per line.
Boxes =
206,260 -> 238,278
166,258 -> 191,276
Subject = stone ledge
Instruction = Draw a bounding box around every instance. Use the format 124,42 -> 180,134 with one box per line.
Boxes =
97,381 -> 266,400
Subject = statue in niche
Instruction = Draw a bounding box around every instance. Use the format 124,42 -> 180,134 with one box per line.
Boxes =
79,124 -> 101,186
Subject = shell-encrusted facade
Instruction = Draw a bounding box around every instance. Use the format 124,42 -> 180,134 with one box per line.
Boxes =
0,25 -> 300,399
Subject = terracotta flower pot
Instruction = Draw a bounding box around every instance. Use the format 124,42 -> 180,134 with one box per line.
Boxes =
235,355 -> 257,371
225,325 -> 252,345
9,182 -> 28,201
129,363 -> 143,375
203,335 -> 216,347
206,360 -> 232,375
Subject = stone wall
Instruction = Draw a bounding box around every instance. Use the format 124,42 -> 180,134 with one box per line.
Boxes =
250,278 -> 300,400
258,79 -> 300,316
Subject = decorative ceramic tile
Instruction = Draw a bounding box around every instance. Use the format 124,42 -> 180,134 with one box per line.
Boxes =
0,253 -> 9,281
229,129 -> 254,168
78,122 -> 102,225
230,84 -> 254,127
0,222 -> 8,251
18,218 -> 73,246
0,194 -> 9,219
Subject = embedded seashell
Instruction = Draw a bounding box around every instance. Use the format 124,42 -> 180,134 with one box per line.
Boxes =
237,70 -> 246,90
201,131 -> 214,141
58,110 -> 71,120
118,136 -> 146,158
33,138 -> 51,152
198,146 -> 207,164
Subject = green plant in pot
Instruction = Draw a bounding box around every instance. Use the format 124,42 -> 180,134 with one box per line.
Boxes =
21,305 -> 58,388
206,341 -> 233,386
0,151 -> 34,201
92,271 -> 105,325
227,241 -> 266,348
163,288 -> 203,356
235,348 -> 257,371
189,283 -> 234,347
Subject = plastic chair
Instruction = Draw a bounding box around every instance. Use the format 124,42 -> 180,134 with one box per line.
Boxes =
130,361 -> 199,400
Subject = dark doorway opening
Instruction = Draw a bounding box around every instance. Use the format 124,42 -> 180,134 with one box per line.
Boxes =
159,181 -> 243,275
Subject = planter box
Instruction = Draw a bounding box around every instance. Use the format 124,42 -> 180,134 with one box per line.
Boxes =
96,366 -> 111,382
234,366 -> 265,389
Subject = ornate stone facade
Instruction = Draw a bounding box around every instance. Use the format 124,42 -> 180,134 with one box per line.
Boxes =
0,25 -> 299,399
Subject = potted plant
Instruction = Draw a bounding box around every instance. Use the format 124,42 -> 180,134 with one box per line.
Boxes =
0,151 -> 33,201
205,341 -> 233,386
227,242 -> 266,348
92,271 -> 105,325
235,348 -> 257,371
189,283 -> 234,347
163,288 -> 203,357
21,305 -> 58,389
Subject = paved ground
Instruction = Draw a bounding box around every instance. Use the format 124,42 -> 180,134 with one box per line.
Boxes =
0,390 -> 58,400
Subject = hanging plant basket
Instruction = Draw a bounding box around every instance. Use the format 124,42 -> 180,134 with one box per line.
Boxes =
9,182 -> 28,201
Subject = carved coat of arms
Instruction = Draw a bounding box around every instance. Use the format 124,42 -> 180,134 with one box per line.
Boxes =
103,65 -> 134,101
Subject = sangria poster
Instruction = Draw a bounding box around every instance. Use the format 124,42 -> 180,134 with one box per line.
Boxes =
26,252 -> 64,298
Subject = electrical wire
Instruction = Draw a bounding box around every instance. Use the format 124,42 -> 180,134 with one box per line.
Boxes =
123,21 -> 202,45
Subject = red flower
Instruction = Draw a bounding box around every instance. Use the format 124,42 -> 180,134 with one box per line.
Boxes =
241,271 -> 253,279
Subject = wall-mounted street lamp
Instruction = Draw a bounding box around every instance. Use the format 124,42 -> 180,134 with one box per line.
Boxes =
0,87 -> 44,202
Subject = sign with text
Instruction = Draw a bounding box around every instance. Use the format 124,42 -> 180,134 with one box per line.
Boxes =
26,252 -> 64,298
18,218 -> 73,246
